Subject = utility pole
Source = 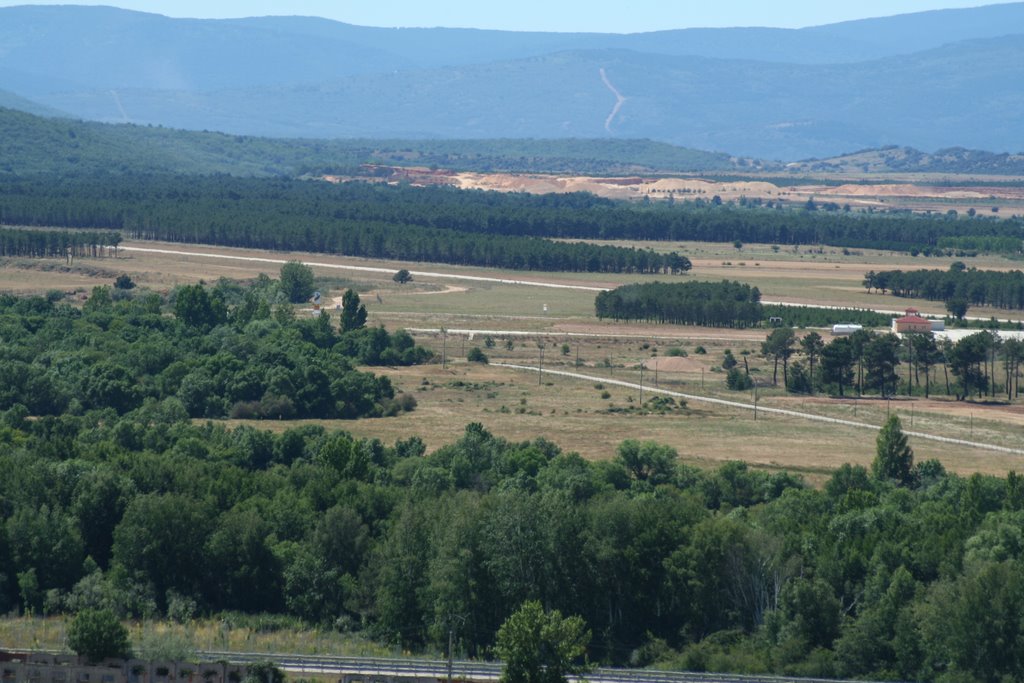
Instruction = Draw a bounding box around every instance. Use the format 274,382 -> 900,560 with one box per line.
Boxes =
538,341 -> 545,385
639,364 -> 644,406
447,628 -> 454,683
441,327 -> 448,369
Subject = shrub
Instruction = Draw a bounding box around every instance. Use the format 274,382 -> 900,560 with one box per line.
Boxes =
726,368 -> 754,390
68,608 -> 131,662
114,274 -> 136,290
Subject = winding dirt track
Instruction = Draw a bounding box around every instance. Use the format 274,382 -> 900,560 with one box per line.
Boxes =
599,67 -> 627,132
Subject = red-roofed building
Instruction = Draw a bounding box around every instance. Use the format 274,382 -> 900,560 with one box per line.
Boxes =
892,308 -> 933,335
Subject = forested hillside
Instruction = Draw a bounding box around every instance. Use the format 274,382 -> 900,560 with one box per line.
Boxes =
788,145 -> 1024,176
8,106 -> 1024,180
3,285 -> 1024,680
0,107 -> 737,177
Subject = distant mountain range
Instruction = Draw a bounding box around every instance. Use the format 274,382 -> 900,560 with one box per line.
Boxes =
1,3 -> 1023,160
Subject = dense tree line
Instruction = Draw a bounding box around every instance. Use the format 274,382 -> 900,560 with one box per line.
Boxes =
749,326 -> 1023,401
0,280 -> 428,422
0,227 -> 121,258
595,281 -> 762,327
0,175 -> 685,274
761,304 -> 891,329
1,174 -> 1022,265
592,286 -> 893,330
937,234 -> 1023,254
867,265 -> 1024,310
5,363 -> 1024,680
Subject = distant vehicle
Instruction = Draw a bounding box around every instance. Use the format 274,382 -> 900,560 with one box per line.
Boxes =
832,323 -> 863,336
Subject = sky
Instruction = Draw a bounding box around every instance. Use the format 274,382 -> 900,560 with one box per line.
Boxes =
0,0 -> 997,32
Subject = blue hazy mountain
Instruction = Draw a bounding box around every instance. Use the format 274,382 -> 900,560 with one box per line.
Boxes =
1,3 -> 1022,159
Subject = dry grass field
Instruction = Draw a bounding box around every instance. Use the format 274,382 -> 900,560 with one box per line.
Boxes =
4,239 -> 1023,480
0,616 -> 393,658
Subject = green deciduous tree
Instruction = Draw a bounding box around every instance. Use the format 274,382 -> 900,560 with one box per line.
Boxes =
615,440 -> 677,486
67,608 -> 131,662
111,494 -> 213,611
918,561 -> 1024,682
174,284 -> 227,330
495,600 -> 590,683
279,261 -> 315,304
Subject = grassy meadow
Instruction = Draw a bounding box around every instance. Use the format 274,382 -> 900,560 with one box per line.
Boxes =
4,238 -> 1023,480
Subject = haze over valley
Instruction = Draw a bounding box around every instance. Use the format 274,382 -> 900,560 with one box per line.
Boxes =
1,3 -> 1023,159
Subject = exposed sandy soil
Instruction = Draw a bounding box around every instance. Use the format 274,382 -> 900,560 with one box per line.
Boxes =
325,167 -> 1024,216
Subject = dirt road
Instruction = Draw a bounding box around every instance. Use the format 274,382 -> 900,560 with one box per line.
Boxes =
496,363 -> 1024,457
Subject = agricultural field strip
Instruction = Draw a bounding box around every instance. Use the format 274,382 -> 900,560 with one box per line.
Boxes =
119,247 -> 606,291
495,364 -> 1024,457
121,246 -> 1024,323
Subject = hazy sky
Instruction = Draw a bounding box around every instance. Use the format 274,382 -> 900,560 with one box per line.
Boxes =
0,0 -> 997,32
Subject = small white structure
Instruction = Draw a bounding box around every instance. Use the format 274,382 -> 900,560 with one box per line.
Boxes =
832,323 -> 863,336
930,319 -> 945,332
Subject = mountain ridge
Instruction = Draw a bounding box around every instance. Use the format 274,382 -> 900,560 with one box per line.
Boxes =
1,4 -> 1023,159
3,104 -> 1022,178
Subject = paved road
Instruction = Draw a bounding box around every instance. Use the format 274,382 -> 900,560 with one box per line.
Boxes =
120,246 -> 606,292
200,650 -> 868,683
495,363 -> 1024,457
